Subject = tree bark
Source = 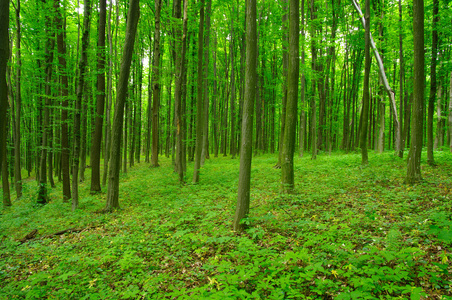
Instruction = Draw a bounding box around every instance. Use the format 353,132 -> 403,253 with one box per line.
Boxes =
105,0 -> 140,211
427,0 -> 438,165
38,3 -> 56,205
0,0 -> 9,175
90,0 -> 107,193
281,0 -> 299,193
102,0 -> 114,186
192,0 -> 205,183
277,0 -> 288,167
360,0 -> 371,165
151,0 -> 162,167
234,0 -> 256,232
406,0 -> 424,184
14,0 -> 23,198
72,0 -> 91,210
174,0 -> 188,183
201,0 -> 212,164
449,72 -> 452,152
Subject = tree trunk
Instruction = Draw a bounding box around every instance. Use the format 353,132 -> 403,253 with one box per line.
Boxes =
38,5 -> 56,205
449,72 -> 452,152
427,0 -> 438,165
201,0 -> 212,164
351,0 -> 401,157
105,0 -> 140,211
102,0 -> 114,186
14,0 -> 23,198
360,0 -> 371,165
281,0 -> 299,193
174,0 -> 188,183
0,0 -> 9,175
406,0 -> 424,184
151,0 -> 162,167
192,0 -> 205,183
233,0 -> 256,232
277,0 -> 288,167
72,0 -> 91,210
90,0 -> 106,193
310,0 -> 317,160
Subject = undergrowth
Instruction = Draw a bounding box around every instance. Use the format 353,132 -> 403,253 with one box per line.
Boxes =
1,150 -> 452,299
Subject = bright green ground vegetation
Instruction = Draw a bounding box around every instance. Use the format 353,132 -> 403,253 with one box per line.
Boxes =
1,151 -> 452,299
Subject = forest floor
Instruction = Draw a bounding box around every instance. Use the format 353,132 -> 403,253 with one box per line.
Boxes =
1,150 -> 452,299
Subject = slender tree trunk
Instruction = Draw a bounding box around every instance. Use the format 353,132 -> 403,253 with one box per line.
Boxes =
277,0 -> 288,167
449,72 -> 452,152
234,0 -> 256,232
38,5 -> 56,205
102,0 -> 114,186
151,0 -> 162,167
72,0 -> 91,210
192,0 -> 205,183
360,0 -> 371,165
14,0 -> 22,198
90,0 -> 106,193
310,0 -> 317,160
2,136 -> 11,206
0,0 -> 9,175
427,0 -> 439,165
102,2 -> 113,186
406,0 -> 424,184
281,0 -> 299,193
201,0 -> 212,164
174,0 -> 188,183
105,0 -> 140,211
398,0 -> 404,154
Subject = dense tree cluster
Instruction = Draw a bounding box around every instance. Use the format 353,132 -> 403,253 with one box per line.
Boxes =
1,0 -> 451,225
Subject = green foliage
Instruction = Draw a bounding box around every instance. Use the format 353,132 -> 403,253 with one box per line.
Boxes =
1,151 -> 452,298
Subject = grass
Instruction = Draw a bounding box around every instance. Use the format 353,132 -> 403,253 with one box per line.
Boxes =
1,150 -> 452,299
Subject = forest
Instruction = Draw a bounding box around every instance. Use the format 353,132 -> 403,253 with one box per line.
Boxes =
1,0 -> 452,298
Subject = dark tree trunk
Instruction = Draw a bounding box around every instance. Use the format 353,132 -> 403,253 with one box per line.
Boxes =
105,0 -> 140,211
0,0 -> 9,175
192,0 -> 205,183
201,0 -> 212,164
102,0 -> 114,186
90,0 -> 106,193
151,0 -> 162,167
406,0 -> 424,184
38,4 -> 56,205
360,0 -> 371,165
72,0 -> 91,210
281,0 -> 299,193
233,0 -> 256,232
14,0 -> 23,198
427,0 -> 438,165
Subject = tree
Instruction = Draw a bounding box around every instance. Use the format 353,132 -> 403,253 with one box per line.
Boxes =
174,0 -> 188,183
0,0 -> 8,177
55,0 -> 71,202
13,0 -> 23,198
427,0 -> 439,165
360,0 -> 371,165
406,0 -> 424,184
151,0 -> 162,168
280,0 -> 299,193
105,0 -> 140,211
234,0 -> 256,232
37,0 -> 56,205
72,0 -> 91,209
192,0 -> 205,183
90,0 -> 107,193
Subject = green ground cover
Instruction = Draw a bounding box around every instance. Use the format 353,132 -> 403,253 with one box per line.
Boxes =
1,151 -> 452,299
